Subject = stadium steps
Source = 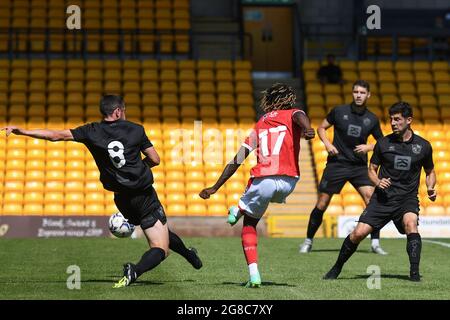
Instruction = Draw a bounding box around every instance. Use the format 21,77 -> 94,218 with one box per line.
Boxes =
267,139 -> 318,215
265,139 -> 323,238
191,18 -> 242,59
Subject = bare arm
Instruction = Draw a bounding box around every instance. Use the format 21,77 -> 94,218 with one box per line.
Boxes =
424,167 -> 437,201
354,143 -> 375,155
199,146 -> 250,199
368,163 -> 391,189
292,111 -> 315,140
1,126 -> 74,141
142,146 -> 160,168
318,118 -> 339,155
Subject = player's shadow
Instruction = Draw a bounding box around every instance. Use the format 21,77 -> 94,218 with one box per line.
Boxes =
310,249 -> 341,252
344,274 -> 411,281
220,281 -> 296,288
311,249 -> 372,254
81,278 -> 165,285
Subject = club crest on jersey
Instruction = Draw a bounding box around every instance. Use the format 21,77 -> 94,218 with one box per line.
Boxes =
343,115 -> 349,120
388,146 -> 395,151
363,118 -> 371,126
412,144 -> 422,155
265,111 -> 278,119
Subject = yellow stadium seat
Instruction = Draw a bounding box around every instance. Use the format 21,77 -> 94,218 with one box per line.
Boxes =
165,181 -> 186,194
377,71 -> 396,82
343,205 -> 364,215
208,204 -> 228,216
433,71 -> 449,83
436,83 -> 450,95
325,94 -> 343,107
27,149 -> 46,160
438,95 -> 450,108
64,193 -> 85,209
379,82 -> 397,95
5,170 -> 25,181
24,204 -> 44,216
85,192 -> 105,204
24,192 -> 44,204
165,170 -> 185,182
166,204 -> 186,216
421,107 -> 440,120
187,204 -> 207,215
398,83 -> 415,95
85,204 -> 105,215
65,204 -> 85,215
425,206 -> 446,216
381,94 -> 399,109
419,95 -> 437,108
431,61 -> 448,72
302,60 -> 319,71
4,192 -> 24,204
2,203 -> 22,215
44,204 -> 64,215
394,61 -> 412,72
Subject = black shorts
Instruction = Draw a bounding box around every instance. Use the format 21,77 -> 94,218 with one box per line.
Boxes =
318,161 -> 373,194
358,190 -> 420,234
114,186 -> 167,230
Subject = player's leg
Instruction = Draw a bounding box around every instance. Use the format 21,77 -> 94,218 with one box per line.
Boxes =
402,212 -> 421,281
168,228 -> 202,269
300,192 -> 332,253
323,222 -> 372,279
236,177 -> 274,288
356,185 -> 388,255
241,214 -> 262,288
114,220 -> 169,288
228,178 -> 255,226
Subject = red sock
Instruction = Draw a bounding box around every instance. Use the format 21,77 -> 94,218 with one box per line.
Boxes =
241,225 -> 258,265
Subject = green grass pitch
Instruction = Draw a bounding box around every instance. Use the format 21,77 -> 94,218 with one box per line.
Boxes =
1,237 -> 449,300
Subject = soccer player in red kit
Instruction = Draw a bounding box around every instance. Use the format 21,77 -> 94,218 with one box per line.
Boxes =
200,83 -> 315,287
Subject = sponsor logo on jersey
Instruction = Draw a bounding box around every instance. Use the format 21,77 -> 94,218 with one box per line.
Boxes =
347,124 -> 362,137
394,155 -> 411,171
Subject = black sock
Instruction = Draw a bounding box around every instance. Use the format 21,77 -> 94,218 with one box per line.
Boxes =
406,233 -> 422,273
135,247 -> 166,277
306,207 -> 325,239
334,235 -> 359,269
169,229 -> 192,261
370,229 -> 380,240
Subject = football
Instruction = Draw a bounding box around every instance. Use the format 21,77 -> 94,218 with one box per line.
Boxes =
108,212 -> 135,238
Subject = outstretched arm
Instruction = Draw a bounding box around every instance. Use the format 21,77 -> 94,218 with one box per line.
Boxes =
1,126 -> 74,142
199,146 -> 250,199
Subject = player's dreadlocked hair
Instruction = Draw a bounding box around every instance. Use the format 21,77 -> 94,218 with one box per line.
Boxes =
260,83 -> 296,113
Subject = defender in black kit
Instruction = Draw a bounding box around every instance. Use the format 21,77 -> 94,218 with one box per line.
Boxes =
323,101 -> 436,282
300,80 -> 387,255
2,95 -> 203,288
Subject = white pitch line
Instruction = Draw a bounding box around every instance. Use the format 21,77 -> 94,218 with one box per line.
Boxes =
423,240 -> 450,248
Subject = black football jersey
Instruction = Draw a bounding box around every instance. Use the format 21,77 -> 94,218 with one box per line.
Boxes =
326,104 -> 383,165
370,132 -> 434,200
70,119 -> 154,193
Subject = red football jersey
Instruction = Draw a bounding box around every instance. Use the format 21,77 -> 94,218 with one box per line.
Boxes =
242,109 -> 305,178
